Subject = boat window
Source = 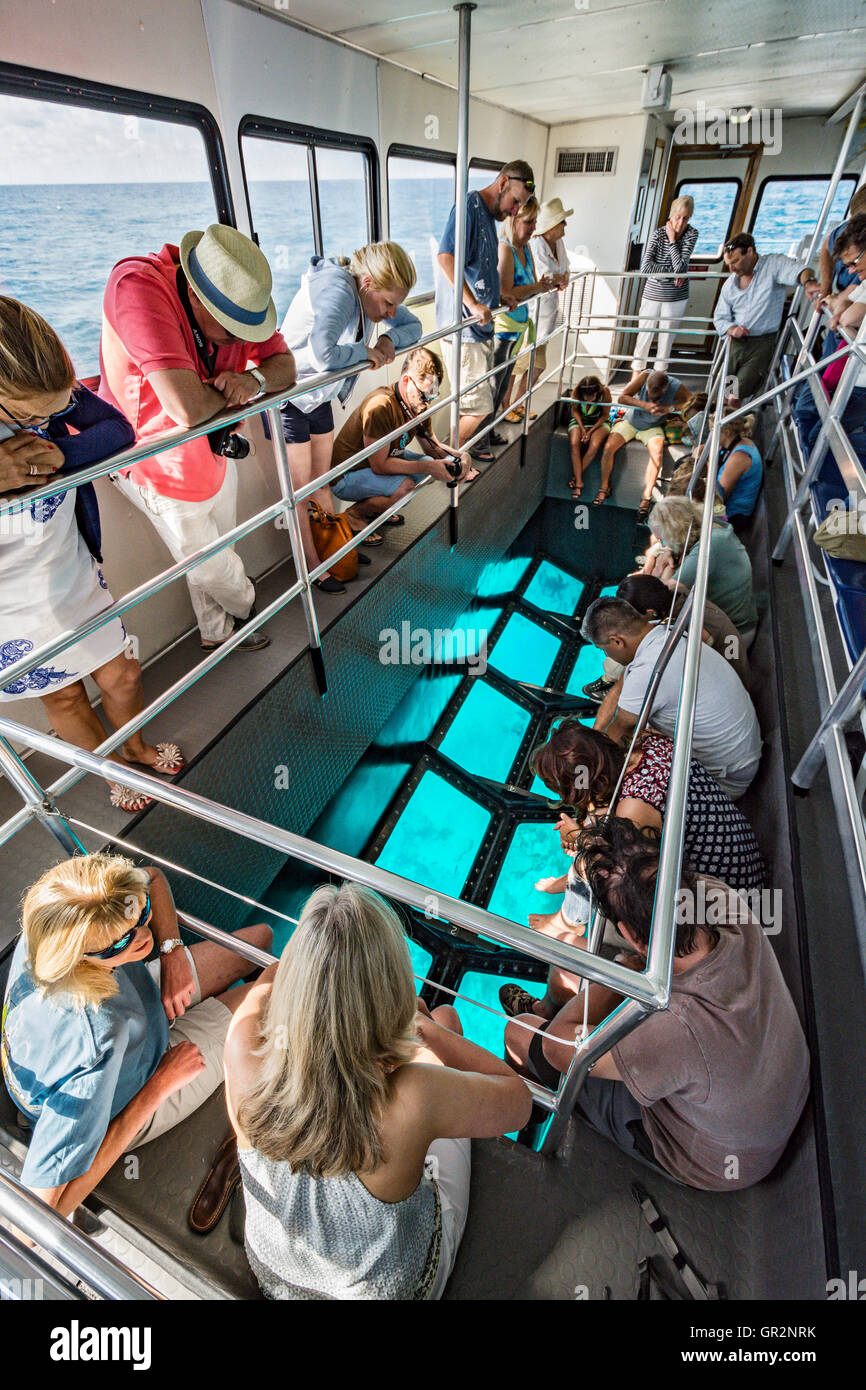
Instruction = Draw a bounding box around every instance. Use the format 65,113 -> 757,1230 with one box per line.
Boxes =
239,118 -> 379,318
241,134 -> 318,320
0,92 -> 219,377
468,159 -> 502,192
749,175 -> 858,255
674,178 -> 740,260
387,149 -> 456,297
316,146 -> 371,264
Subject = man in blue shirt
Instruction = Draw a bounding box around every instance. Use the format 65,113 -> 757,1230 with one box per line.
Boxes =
713,232 -> 821,405
436,160 -> 535,457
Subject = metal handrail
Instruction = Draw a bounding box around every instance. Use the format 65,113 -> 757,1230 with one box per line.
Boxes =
0,1171 -> 161,1301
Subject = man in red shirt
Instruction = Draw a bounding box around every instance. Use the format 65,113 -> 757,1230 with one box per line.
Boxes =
99,224 -> 295,650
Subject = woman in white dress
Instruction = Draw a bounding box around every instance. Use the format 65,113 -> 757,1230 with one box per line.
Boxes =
0,298 -> 183,812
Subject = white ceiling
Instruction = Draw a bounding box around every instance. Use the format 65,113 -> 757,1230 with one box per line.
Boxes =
273,0 -> 866,125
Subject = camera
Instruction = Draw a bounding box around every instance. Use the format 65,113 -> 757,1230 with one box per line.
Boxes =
207,426 -> 251,460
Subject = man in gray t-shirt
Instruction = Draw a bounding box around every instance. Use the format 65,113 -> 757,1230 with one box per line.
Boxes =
504,818 -> 809,1192
582,596 -> 761,798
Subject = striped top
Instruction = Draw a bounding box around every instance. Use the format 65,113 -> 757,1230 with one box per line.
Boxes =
640,225 -> 699,303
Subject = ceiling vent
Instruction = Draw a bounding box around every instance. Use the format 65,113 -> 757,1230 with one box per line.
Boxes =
555,146 -> 618,176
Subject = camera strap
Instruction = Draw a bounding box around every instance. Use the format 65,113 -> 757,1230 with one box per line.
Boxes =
176,266 -> 218,378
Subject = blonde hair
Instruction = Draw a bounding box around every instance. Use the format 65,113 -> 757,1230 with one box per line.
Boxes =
719,411 -> 755,442
238,882 -> 418,1177
647,496 -> 703,557
21,854 -> 150,1009
346,241 -> 416,295
0,297 -> 75,401
502,196 -> 540,246
669,195 -> 694,219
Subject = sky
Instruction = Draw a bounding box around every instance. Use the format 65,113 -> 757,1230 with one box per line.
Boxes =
0,95 -> 455,183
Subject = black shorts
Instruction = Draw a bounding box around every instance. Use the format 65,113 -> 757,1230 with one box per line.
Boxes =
281,398 -> 335,443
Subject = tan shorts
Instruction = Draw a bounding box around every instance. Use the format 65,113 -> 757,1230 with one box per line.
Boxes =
130,949 -> 231,1148
610,420 -> 665,446
514,341 -> 546,377
449,338 -> 495,416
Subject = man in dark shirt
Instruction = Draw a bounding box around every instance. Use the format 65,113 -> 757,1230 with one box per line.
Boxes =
330,347 -> 476,533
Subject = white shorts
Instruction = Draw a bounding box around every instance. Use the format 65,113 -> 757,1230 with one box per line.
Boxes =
129,949 -> 231,1148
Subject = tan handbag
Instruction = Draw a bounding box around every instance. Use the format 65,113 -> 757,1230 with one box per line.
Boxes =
307,502 -> 359,582
813,511 -> 866,562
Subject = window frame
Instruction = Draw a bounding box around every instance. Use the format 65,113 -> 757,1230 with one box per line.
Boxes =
0,60 -> 235,224
747,173 -> 858,245
674,176 -> 741,262
238,115 -> 380,258
386,143 -> 457,304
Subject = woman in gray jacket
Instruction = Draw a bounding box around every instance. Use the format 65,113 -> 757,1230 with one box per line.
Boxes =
279,244 -> 421,592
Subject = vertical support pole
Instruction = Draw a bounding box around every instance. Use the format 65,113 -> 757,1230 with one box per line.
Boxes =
556,276 -> 577,412
448,2 -> 476,550
0,736 -> 83,855
766,89 -> 864,381
266,406 -> 327,695
519,294 -> 542,469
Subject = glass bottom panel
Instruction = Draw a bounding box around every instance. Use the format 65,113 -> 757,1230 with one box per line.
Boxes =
487,821 -> 565,927
491,612 -> 561,686
524,560 -> 585,616
439,680 -> 530,783
567,642 -> 606,695
376,771 -> 491,900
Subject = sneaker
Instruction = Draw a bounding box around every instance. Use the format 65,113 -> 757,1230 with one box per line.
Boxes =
201,627 -> 271,651
499,983 -> 541,1018
582,676 -> 615,704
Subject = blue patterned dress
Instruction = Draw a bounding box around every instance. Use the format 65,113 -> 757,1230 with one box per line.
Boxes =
0,387 -> 135,699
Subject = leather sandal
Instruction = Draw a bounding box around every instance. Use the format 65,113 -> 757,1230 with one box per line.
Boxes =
189,1132 -> 240,1234
636,496 -> 653,522
592,487 -> 611,507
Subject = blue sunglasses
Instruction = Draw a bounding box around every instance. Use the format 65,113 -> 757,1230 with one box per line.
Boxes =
85,893 -> 151,960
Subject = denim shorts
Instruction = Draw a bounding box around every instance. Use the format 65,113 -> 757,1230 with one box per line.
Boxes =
332,456 -> 428,502
280,398 -> 335,443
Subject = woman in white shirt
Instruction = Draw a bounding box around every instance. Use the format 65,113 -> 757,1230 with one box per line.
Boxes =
279,243 -> 421,593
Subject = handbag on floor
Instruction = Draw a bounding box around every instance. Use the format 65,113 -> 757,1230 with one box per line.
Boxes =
307,502 -> 358,582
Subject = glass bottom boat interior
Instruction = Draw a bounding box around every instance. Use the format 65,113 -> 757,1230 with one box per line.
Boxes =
3,381 -> 857,1300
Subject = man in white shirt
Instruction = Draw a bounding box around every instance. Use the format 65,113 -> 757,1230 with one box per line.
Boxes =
582,596 -> 762,799
713,232 -> 822,404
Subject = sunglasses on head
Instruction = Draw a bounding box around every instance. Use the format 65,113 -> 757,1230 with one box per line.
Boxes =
509,176 -> 535,195
85,893 -> 151,960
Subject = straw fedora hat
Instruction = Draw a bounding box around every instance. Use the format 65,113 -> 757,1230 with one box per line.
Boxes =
180,224 -> 276,342
536,198 -> 574,236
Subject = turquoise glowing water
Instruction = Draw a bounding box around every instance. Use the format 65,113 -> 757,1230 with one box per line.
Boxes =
524,561 -> 584,616
376,770 -> 491,900
439,681 -> 530,783
487,821 -> 568,926
490,612 -> 561,686
455,970 -> 542,1062
567,642 -> 606,694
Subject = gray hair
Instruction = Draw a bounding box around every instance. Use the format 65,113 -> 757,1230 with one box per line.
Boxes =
669,195 -> 694,219
581,596 -> 647,647
647,496 -> 702,557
